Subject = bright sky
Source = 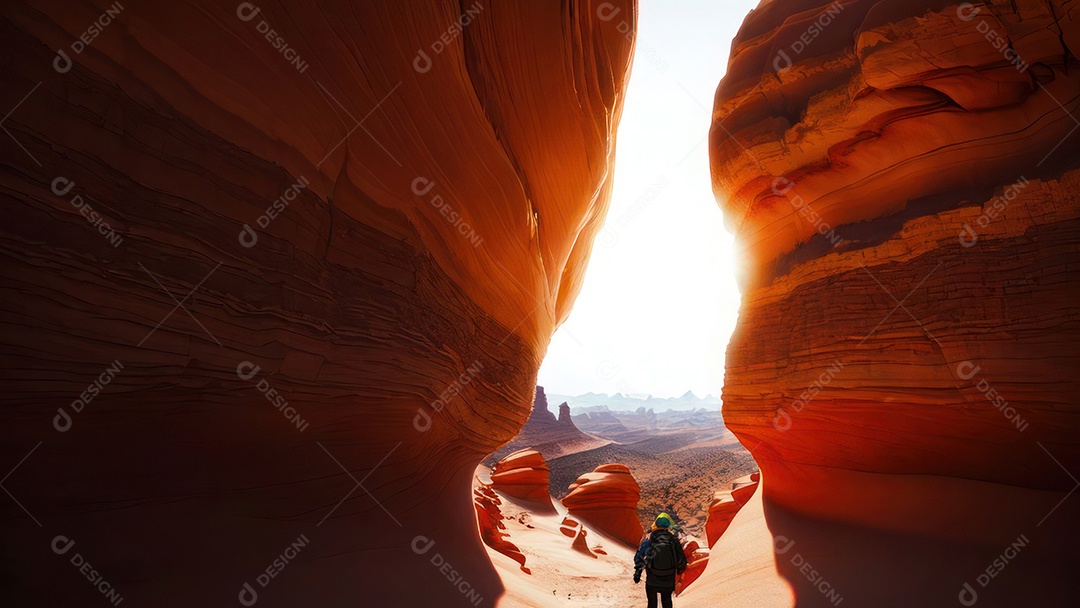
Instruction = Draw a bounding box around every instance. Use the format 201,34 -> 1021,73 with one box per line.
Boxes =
537,0 -> 759,398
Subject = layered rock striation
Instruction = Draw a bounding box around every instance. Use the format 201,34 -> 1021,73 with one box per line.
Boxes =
713,0 -> 1080,604
563,463 -> 644,547
0,1 -> 634,606
490,449 -> 556,512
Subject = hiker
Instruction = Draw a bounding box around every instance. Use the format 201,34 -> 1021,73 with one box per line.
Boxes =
632,512 -> 687,608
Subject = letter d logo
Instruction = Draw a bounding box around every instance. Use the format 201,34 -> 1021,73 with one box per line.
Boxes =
958,582 -> 978,606
236,3 -> 261,22
773,49 -> 792,73
413,50 -> 433,74
238,224 -> 258,248
237,361 -> 261,381
956,361 -> 981,381
238,582 -> 258,606
53,50 -> 72,74
51,535 -> 75,555
411,535 -> 435,555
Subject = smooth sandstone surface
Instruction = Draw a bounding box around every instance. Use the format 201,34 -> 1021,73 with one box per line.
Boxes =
491,449 -> 556,511
712,0 -> 1080,604
705,472 -> 759,548
680,485 -> 794,608
0,1 -> 634,606
563,463 -> 645,547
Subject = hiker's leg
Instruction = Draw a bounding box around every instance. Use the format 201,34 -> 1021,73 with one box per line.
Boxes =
659,587 -> 673,608
645,585 -> 659,608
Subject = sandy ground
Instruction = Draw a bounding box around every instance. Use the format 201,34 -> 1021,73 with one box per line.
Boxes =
485,484 -> 647,607
678,484 -> 794,608
483,463 -> 794,608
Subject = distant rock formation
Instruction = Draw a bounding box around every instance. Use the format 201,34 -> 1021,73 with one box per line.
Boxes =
557,402 -> 574,425
563,463 -> 644,547
549,391 -> 722,412
572,406 -> 729,445
490,449 -> 555,512
705,473 -> 759,549
486,387 -> 610,463
531,386 -> 558,425
572,409 -> 630,436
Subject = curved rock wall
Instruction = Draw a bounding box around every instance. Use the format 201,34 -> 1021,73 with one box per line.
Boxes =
563,463 -> 644,547
713,0 -> 1080,604
491,449 -> 556,511
0,1 -> 634,606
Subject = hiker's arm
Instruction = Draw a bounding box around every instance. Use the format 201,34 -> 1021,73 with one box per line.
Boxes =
633,539 -> 650,570
676,540 -> 688,572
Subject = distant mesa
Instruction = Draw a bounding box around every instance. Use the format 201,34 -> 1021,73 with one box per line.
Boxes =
705,472 -> 760,549
571,405 -> 730,445
531,386 -> 558,425
487,386 -> 610,463
557,402 -> 574,425
490,449 -> 556,513
549,390 -> 722,412
563,463 -> 644,547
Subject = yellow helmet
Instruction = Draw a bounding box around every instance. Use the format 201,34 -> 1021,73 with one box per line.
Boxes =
652,512 -> 673,530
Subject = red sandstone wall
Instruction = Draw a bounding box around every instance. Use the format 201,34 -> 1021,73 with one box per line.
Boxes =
0,1 -> 635,605
712,1 -> 1080,604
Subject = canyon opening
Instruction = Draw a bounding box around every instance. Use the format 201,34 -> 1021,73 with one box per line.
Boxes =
2,1 -> 1079,608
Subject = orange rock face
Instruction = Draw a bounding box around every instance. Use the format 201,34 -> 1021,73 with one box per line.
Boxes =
0,1 -> 634,605
704,473 -> 759,549
474,484 -> 530,574
491,449 -> 555,512
563,463 -> 644,547
674,539 -> 709,596
714,0 -> 1080,604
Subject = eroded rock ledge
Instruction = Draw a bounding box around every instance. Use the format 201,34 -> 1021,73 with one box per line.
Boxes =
712,0 -> 1080,604
0,2 -> 634,606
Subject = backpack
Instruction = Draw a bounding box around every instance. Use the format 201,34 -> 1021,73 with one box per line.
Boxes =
644,530 -> 679,576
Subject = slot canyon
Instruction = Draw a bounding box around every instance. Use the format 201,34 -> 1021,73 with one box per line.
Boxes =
0,1 -> 1077,607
